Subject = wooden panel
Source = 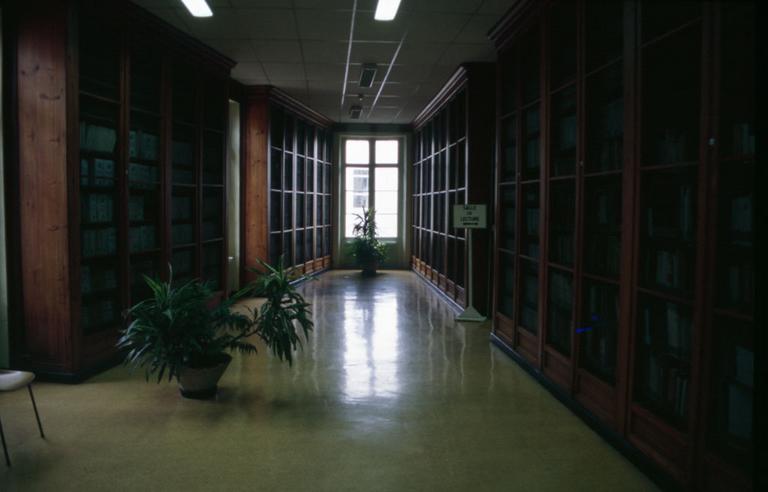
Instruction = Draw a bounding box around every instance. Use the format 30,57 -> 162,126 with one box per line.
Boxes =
574,369 -> 617,428
699,453 -> 753,492
16,2 -> 73,371
628,405 -> 689,483
241,93 -> 268,284
516,327 -> 539,364
542,347 -> 571,391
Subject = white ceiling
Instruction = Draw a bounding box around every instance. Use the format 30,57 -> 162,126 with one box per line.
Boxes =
131,0 -> 514,123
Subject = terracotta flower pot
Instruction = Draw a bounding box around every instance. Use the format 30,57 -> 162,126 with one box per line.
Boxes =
178,354 -> 232,399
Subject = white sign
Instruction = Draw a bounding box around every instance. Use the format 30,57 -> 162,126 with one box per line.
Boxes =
453,204 -> 487,229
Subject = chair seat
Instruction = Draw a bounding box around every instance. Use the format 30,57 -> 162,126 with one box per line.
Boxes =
0,371 -> 35,392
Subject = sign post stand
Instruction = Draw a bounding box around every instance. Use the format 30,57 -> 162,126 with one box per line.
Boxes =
453,204 -> 486,322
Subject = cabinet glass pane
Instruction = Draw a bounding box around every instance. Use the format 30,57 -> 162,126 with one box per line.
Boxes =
130,256 -> 162,303
521,184 -> 539,258
270,106 -> 284,148
130,49 -> 161,112
641,0 -> 700,43
283,153 -> 293,190
522,107 -> 540,180
549,0 -> 577,87
500,51 -> 517,115
307,159 -> 315,192
634,294 -> 692,430
499,185 -> 516,252
519,259 -> 539,334
501,115 -> 517,182
497,251 -> 515,320
203,130 -> 224,185
547,269 -> 572,356
271,149 -> 282,189
586,63 -> 623,173
520,28 -> 540,104
550,85 -> 577,176
172,189 -> 195,246
79,18 -> 120,100
296,193 -> 304,229
202,189 -> 223,241
203,242 -> 223,291
719,3 -> 755,158
642,24 -> 701,166
708,316 -> 753,471
583,175 -> 622,277
269,232 -> 281,266
580,279 -> 619,384
128,184 -> 160,253
715,160 -> 754,312
270,191 -> 281,232
296,230 -> 304,265
585,0 -> 623,71
171,248 -> 195,285
639,168 -> 697,297
548,180 -> 575,266
297,157 -> 305,192
172,124 -> 196,185
306,194 -> 314,228
172,66 -> 196,125
283,192 -> 293,231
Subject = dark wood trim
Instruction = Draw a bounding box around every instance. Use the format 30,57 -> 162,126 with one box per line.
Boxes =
246,86 -> 333,129
487,0 -> 550,53
412,65 -> 468,130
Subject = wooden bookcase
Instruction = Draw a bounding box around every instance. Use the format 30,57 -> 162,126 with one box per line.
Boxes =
241,87 -> 333,285
489,1 -> 754,490
9,0 -> 234,379
411,64 -> 495,313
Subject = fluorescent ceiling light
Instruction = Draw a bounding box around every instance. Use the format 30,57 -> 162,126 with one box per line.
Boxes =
181,0 -> 213,18
374,0 -> 402,21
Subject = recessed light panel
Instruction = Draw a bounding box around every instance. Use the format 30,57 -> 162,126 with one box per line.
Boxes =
181,0 -> 213,18
374,0 -> 402,21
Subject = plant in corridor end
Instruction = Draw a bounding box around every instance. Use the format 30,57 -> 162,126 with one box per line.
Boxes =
349,207 -> 387,276
118,259 -> 313,399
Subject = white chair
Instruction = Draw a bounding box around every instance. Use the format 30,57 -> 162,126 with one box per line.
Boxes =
0,370 -> 45,466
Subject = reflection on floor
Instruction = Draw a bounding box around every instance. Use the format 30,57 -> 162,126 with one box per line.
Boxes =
0,270 -> 658,491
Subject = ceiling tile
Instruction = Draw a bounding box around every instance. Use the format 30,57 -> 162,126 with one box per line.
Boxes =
295,9 -> 351,40
204,39 -> 259,61
231,62 -> 267,80
410,0 -> 484,14
262,63 -> 306,80
436,43 -> 495,66
305,63 -> 346,81
251,40 -> 303,63
185,9 -> 296,40
396,43 -> 449,65
301,40 -> 349,63
453,14 -> 500,44
478,0 -> 517,15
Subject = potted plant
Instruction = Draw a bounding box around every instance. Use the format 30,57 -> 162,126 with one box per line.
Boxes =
349,207 -> 387,276
117,258 -> 313,399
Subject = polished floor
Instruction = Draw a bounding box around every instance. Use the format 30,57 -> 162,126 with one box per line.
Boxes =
0,271 -> 658,491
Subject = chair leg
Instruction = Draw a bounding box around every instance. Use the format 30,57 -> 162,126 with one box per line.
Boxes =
0,414 -> 10,466
27,385 -> 45,439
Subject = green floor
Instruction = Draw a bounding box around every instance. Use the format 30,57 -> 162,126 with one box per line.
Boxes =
0,271 -> 658,491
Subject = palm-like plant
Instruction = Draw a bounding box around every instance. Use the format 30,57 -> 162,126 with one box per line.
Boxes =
118,258 -> 313,384
247,257 -> 313,366
349,207 -> 386,275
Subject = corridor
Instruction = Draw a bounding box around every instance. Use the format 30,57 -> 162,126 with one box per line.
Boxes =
0,271 -> 657,491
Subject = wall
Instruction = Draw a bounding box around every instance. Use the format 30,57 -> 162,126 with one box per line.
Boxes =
0,6 -> 8,367
226,100 -> 240,292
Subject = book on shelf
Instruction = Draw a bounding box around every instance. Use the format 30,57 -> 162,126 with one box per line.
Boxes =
647,353 -> 662,400
642,307 -> 652,345
734,345 -> 754,387
727,382 -> 752,440
732,122 -> 755,155
140,133 -> 159,160
82,124 -> 117,153
526,140 -> 539,169
731,194 -> 752,234
559,114 -> 577,151
656,250 -> 680,289
679,184 -> 693,241
665,302 -> 681,351
94,159 -> 115,185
